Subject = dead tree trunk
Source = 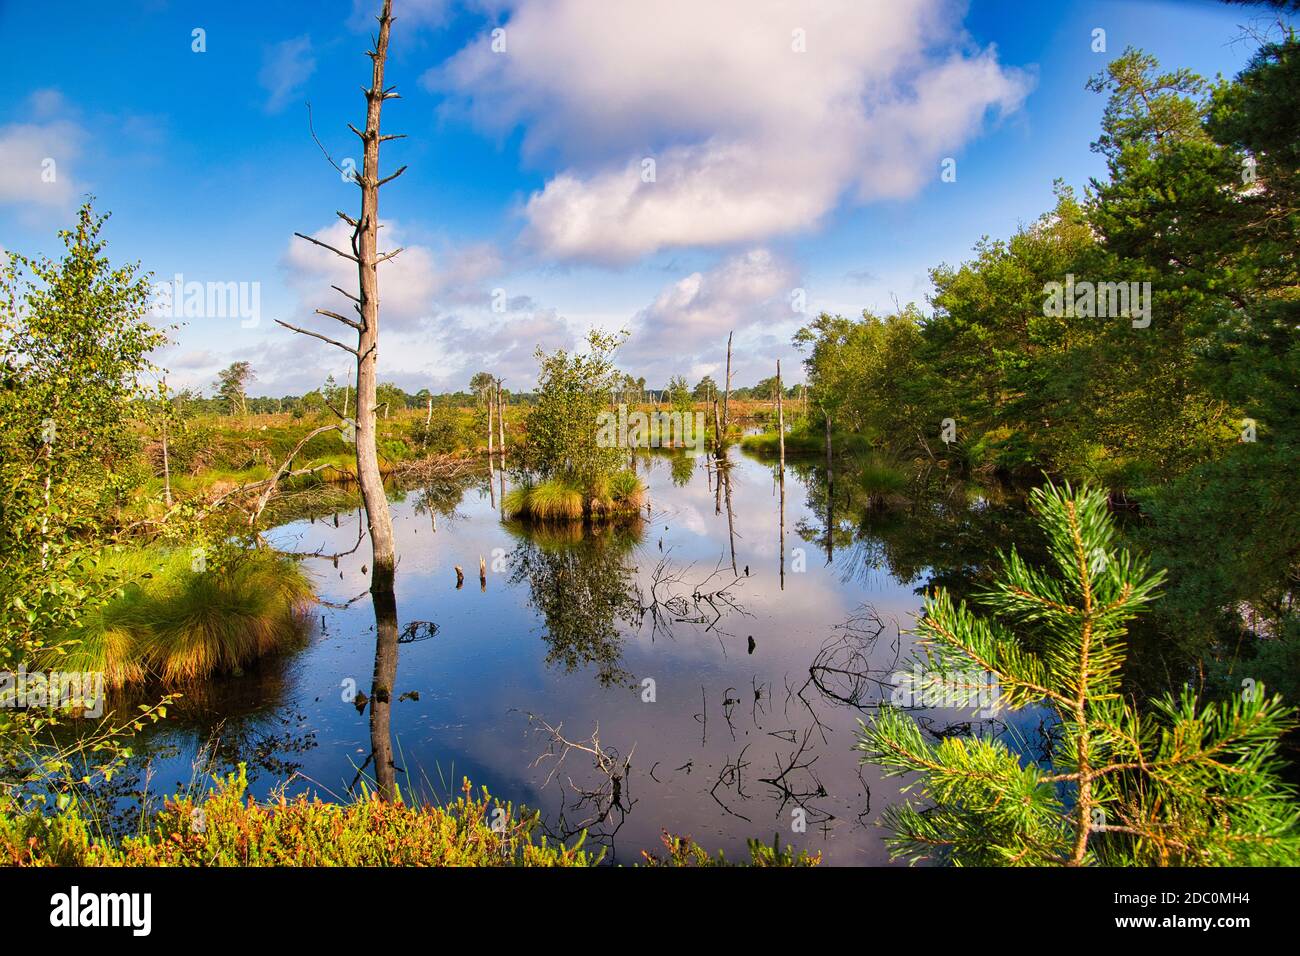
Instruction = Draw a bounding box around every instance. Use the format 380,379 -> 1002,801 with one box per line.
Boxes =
276,0 -> 403,594
776,359 -> 785,471
722,331 -> 733,440
712,397 -> 723,456
495,378 -> 506,457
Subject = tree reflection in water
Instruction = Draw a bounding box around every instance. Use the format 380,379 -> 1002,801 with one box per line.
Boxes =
506,519 -> 646,688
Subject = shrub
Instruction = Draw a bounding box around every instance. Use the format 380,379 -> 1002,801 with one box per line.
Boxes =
0,769 -> 597,867
0,769 -> 820,867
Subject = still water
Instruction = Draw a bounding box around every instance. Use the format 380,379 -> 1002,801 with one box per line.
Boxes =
122,447 -> 1038,865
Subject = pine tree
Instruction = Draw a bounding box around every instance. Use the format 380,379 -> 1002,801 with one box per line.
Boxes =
858,482 -> 1300,865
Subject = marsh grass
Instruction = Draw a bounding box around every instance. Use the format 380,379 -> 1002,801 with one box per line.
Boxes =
857,452 -> 911,507
43,547 -> 314,687
503,472 -> 646,523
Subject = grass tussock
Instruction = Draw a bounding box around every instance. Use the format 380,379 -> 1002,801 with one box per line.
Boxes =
503,472 -> 645,523
857,453 -> 911,507
41,547 -> 313,687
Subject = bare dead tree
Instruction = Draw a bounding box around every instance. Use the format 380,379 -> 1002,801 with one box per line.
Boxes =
722,330 -> 733,438
495,377 -> 506,457
277,0 -> 404,594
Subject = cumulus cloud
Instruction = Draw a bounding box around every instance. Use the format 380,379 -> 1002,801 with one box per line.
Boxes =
262,219 -> 574,395
259,36 -> 317,114
626,248 -> 802,384
281,220 -> 503,329
423,304 -> 578,391
429,0 -> 1031,264
0,90 -> 84,210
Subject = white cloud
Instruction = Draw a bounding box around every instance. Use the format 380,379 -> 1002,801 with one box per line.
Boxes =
259,36 -> 317,114
430,0 -> 1032,264
281,220 -> 503,329
265,219 -> 555,394
424,305 -> 578,391
626,248 -> 801,384
0,91 -> 84,210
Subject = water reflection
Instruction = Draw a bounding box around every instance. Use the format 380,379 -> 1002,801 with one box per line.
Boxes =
102,446 -> 1052,863
506,520 -> 645,687
364,585 -> 400,800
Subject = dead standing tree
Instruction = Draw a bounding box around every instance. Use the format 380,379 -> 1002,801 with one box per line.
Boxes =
277,0 -> 404,593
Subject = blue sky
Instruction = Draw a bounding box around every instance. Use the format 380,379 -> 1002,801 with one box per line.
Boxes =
0,0 -> 1268,395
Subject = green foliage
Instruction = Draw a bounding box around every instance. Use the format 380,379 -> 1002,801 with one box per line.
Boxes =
0,201 -> 169,795
794,305 -> 934,452
505,479 -> 585,522
666,374 -> 693,416
739,425 -> 852,458
507,521 -> 644,686
691,374 -> 718,401
519,329 -> 629,498
856,452 -> 910,507
214,362 -> 253,416
797,35 -> 1299,697
1,767 -> 824,867
858,483 -> 1300,866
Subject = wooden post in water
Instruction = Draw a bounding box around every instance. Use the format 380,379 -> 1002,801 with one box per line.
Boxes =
722,465 -> 738,575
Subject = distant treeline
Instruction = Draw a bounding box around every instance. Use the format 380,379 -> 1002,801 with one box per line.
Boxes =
165,367 -> 802,417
